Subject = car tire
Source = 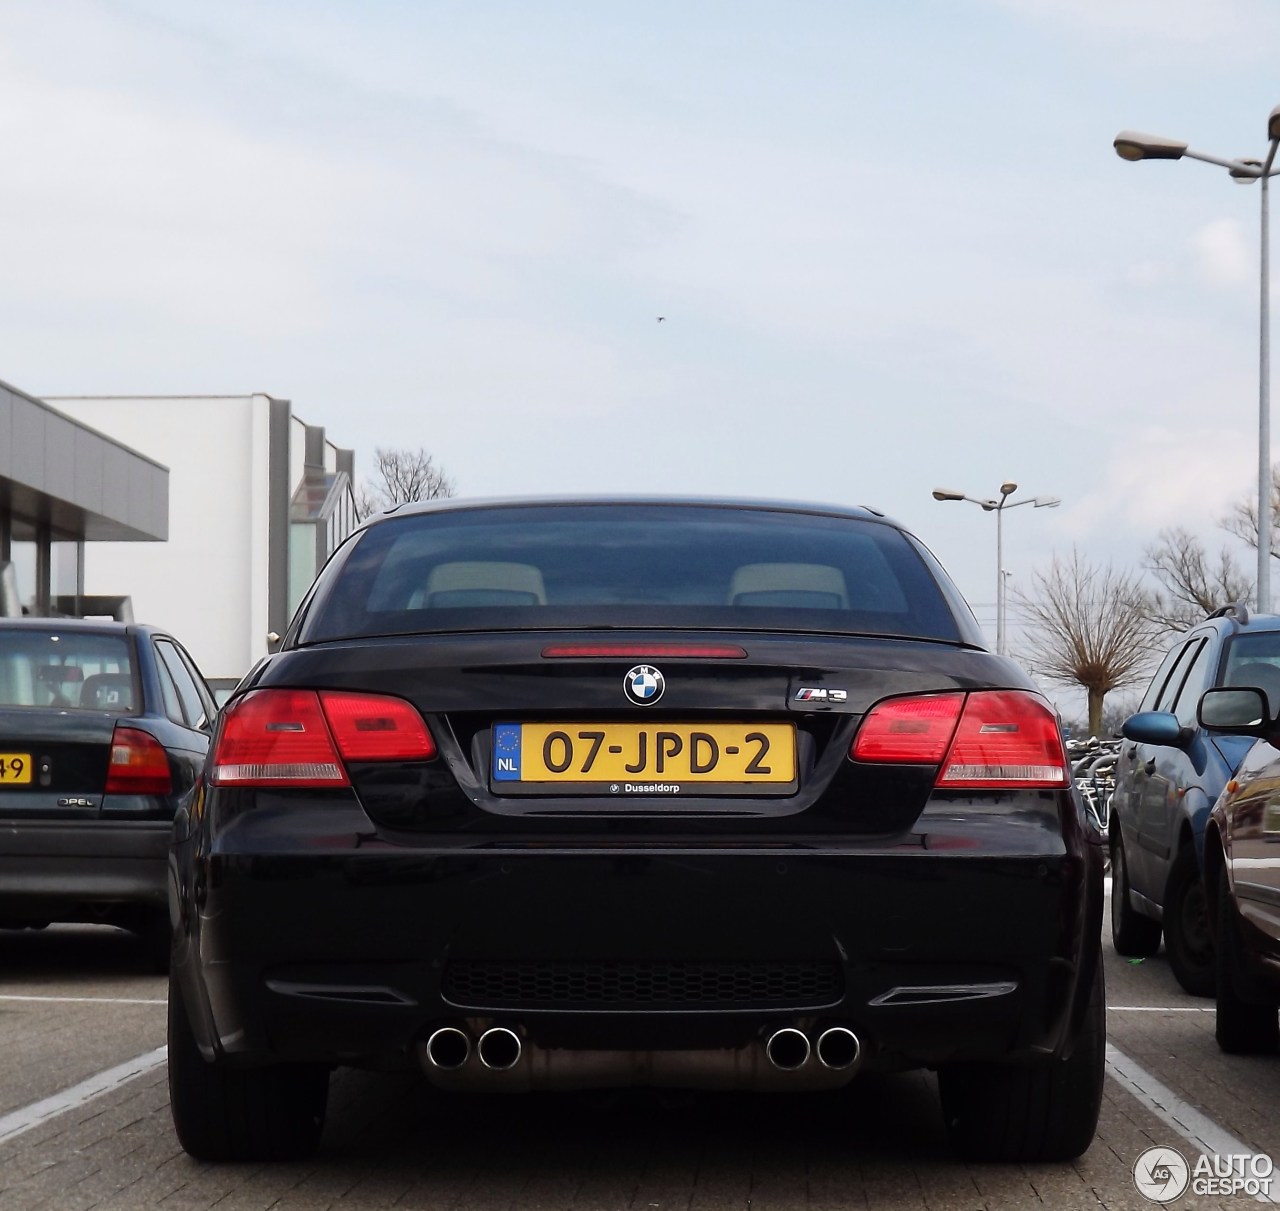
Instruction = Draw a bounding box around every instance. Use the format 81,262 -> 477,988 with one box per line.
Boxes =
1110,831 -> 1161,957
140,913 -> 171,975
168,968 -> 330,1161
1163,844 -> 1215,998
1214,865 -> 1280,1055
939,953 -> 1105,1162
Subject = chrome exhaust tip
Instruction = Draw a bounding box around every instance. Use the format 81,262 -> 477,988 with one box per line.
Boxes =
764,1027 -> 811,1071
476,1026 -> 523,1071
423,1026 -> 472,1071
815,1026 -> 861,1071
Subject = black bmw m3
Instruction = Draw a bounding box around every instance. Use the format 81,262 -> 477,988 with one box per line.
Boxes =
167,498 -> 1104,1163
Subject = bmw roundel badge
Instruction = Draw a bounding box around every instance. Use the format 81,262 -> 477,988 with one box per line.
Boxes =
624,665 -> 665,706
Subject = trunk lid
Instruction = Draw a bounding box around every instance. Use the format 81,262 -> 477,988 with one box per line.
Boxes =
250,630 -> 1031,836
0,708 -> 119,819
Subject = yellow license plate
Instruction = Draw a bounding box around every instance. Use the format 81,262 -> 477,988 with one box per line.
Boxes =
0,753 -> 32,785
492,722 -> 796,796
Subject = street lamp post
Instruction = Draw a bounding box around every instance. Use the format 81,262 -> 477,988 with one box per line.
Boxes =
932,484 -> 1061,656
1113,106 -> 1280,613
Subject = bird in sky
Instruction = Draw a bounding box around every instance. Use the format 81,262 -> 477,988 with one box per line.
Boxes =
656,316 -> 666,322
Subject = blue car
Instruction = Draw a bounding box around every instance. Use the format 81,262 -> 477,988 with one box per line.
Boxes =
1110,604 -> 1280,995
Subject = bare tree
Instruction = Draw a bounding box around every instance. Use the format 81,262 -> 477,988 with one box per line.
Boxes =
1061,690 -> 1142,742
1142,526 -> 1252,634
1221,464 -> 1280,559
1017,549 -> 1160,737
357,447 -> 455,519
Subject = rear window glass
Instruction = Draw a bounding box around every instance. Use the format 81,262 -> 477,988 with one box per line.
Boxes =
0,630 -> 135,711
300,505 -> 962,643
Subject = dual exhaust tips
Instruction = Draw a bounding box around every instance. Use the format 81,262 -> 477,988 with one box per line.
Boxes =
764,1025 -> 861,1072
424,1024 -> 521,1072
423,1023 -> 860,1074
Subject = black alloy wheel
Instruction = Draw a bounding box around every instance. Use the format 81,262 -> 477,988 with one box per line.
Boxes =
1214,865 -> 1280,1055
1163,845 -> 1214,997
1110,832 -> 1162,957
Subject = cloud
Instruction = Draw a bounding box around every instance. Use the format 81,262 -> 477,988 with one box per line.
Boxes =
1059,423 -> 1257,540
1194,218 -> 1254,289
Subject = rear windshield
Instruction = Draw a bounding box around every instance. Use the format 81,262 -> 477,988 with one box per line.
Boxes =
299,505 -> 963,643
0,630 -> 136,711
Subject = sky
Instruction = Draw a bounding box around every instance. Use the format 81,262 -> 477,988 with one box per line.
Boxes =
3,0 -> 1280,717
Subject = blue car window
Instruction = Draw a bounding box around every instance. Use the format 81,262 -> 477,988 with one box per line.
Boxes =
1138,643 -> 1189,714
1152,641 -> 1200,715
1171,640 -> 1214,729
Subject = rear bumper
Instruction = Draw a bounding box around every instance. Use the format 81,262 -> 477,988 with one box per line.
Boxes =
0,820 -> 170,920
177,801 -> 1101,1075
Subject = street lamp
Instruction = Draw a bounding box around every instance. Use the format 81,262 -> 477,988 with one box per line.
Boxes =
932,483 -> 1061,656
1113,105 -> 1280,612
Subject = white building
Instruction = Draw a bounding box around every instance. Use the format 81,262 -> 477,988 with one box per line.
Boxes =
48,395 -> 358,682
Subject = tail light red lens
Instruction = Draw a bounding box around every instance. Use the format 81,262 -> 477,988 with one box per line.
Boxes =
105,726 -> 173,795
850,693 -> 964,764
936,690 -> 1068,788
852,689 -> 1068,789
317,691 -> 436,762
212,689 -> 346,787
210,688 -> 436,787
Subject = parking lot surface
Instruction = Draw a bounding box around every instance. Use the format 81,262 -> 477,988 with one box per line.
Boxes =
0,897 -> 1276,1210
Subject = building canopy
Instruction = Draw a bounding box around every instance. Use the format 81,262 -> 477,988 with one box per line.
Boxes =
0,378 -> 168,615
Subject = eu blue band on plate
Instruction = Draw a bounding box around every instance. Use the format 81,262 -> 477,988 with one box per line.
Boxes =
493,723 -> 522,780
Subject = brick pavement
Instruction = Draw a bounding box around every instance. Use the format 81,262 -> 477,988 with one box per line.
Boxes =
0,919 -> 1275,1208
0,1048 -> 1266,1210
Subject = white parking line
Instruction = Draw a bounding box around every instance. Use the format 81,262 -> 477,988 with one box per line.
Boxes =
1106,1042 -> 1280,1203
1109,1005 -> 1213,1013
0,1046 -> 167,1146
0,995 -> 165,1006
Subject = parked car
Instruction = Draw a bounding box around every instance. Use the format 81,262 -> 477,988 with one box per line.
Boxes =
0,617 -> 214,966
1197,683 -> 1280,1052
1108,605 -> 1280,995
167,497 -> 1104,1164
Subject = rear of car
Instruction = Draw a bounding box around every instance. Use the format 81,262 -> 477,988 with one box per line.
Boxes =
168,499 -> 1103,1164
0,619 -> 210,961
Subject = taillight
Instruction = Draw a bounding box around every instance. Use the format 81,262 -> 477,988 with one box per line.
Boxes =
852,690 -> 1068,789
318,691 -> 436,761
850,693 -> 964,764
211,689 -> 346,787
936,690 -> 1068,788
105,726 -> 173,795
210,688 -> 435,787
